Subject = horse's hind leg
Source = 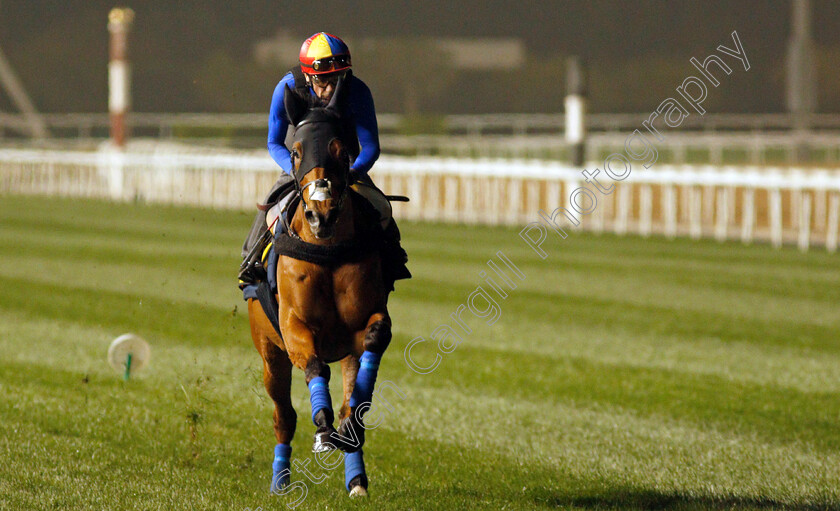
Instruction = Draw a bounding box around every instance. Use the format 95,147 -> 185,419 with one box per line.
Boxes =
336,356 -> 368,494
344,450 -> 368,497
336,353 -> 364,452
260,341 -> 296,492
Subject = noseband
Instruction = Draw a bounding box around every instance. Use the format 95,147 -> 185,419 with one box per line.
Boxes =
299,176 -> 348,215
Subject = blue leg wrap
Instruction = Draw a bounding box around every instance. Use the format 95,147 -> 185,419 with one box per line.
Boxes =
270,443 -> 292,492
349,351 -> 382,409
308,376 -> 333,425
344,449 -> 366,491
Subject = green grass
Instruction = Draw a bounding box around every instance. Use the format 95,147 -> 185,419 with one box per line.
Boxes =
1,195 -> 839,510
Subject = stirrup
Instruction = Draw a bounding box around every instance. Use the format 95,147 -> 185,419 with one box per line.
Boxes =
238,230 -> 272,286
237,260 -> 265,287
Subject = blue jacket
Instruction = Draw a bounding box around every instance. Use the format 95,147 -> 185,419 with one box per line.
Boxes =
267,71 -> 381,176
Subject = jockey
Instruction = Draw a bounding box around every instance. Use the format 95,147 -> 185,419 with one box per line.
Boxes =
239,32 -> 398,287
269,32 -> 379,184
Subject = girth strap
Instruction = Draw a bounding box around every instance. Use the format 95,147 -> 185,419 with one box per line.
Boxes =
255,281 -> 284,340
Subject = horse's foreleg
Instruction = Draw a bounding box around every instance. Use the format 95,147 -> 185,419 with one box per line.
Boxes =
337,312 -> 391,454
249,299 -> 297,493
283,313 -> 338,453
352,312 -> 391,411
261,342 -> 296,492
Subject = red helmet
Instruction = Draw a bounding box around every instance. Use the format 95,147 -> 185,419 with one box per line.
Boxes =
299,32 -> 352,75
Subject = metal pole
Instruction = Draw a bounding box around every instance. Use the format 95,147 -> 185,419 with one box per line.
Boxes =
565,57 -> 587,167
0,45 -> 48,138
786,0 -> 816,162
108,7 -> 134,148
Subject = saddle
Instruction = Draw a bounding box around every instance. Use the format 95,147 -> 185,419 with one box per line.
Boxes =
242,182 -> 410,299
242,185 -> 410,341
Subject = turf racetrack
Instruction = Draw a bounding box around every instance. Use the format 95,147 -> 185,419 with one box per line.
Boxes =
1,195 -> 839,510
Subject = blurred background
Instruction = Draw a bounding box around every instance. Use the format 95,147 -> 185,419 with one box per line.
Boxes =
1,0 -> 840,114
2,0 -> 840,247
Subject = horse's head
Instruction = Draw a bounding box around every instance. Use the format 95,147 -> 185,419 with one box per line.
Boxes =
285,79 -> 351,240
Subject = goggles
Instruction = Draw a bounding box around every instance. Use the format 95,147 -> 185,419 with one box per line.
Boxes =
308,55 -> 351,73
309,70 -> 346,87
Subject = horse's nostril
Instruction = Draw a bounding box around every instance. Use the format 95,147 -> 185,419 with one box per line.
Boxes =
305,210 -> 317,223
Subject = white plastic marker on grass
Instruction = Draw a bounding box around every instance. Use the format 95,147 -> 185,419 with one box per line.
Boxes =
108,334 -> 150,380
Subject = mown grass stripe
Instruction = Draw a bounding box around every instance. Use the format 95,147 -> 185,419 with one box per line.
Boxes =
1,195 -> 838,510
394,276 -> 840,351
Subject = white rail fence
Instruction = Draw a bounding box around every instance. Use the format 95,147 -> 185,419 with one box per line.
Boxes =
1,148 -> 839,252
5,112 -> 840,166
383,132 -> 840,165
5,112 -> 840,137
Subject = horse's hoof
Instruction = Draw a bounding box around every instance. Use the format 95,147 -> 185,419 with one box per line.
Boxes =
349,485 -> 368,498
336,415 -> 365,453
312,429 -> 338,453
270,476 -> 289,494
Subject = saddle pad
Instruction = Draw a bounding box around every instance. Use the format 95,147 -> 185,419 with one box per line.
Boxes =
241,245 -> 279,301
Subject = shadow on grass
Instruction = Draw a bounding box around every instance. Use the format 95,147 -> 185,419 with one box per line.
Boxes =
531,488 -> 839,511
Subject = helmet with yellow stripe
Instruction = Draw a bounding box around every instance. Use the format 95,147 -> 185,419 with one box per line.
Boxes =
299,32 -> 352,75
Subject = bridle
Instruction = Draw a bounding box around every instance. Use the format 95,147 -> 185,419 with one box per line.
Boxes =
288,114 -> 351,238
299,176 -> 349,216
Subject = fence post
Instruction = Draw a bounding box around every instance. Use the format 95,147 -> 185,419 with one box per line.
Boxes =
741,188 -> 755,244
508,177 -> 523,225
715,188 -> 728,242
770,189 -> 783,248
409,173 -> 423,221
614,184 -> 630,235
463,176 -> 476,224
639,184 -> 652,237
798,192 -> 811,251
547,180 -> 561,214
680,184 -> 690,223
592,195 -> 605,233
663,185 -> 677,239
527,180 -> 539,218
444,175 -> 458,222
814,187 -> 826,230
791,188 -> 802,228
689,186 -> 702,239
827,192 -> 839,252
702,184 -> 715,225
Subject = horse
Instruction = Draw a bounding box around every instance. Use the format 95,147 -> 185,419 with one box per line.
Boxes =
247,79 -> 395,499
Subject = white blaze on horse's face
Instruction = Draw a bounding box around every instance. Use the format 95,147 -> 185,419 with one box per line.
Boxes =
308,178 -> 333,202
301,173 -> 340,240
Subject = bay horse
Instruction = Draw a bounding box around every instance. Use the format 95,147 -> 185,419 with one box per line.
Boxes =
247,79 -> 394,499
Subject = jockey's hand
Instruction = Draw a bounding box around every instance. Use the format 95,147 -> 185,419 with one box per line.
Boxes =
349,169 -> 362,184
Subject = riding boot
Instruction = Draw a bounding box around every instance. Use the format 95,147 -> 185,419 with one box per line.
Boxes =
238,174 -> 296,287
238,209 -> 271,287
380,218 -> 411,291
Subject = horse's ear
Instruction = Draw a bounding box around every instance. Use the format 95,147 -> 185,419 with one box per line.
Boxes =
326,75 -> 345,111
284,85 -> 308,126
328,138 -> 347,164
